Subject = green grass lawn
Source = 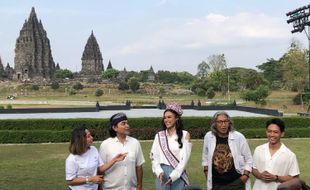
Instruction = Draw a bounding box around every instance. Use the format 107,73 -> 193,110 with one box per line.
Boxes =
0,139 -> 309,190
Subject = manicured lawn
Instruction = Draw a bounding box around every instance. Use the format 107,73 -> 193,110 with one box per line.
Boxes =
0,139 -> 309,190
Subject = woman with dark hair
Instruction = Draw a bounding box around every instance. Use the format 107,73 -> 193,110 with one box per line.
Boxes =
150,102 -> 192,190
65,127 -> 126,190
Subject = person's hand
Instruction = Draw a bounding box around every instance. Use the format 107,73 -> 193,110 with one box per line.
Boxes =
240,174 -> 249,183
159,172 -> 164,185
113,153 -> 128,162
164,177 -> 172,186
90,175 -> 104,184
260,171 -> 275,182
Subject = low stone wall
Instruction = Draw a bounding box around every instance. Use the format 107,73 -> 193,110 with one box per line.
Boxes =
0,103 -> 283,116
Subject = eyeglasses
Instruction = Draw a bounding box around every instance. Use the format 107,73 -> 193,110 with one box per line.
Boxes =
215,120 -> 229,125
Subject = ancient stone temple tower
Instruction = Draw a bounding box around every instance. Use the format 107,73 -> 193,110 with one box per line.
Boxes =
14,7 -> 55,81
80,31 -> 104,76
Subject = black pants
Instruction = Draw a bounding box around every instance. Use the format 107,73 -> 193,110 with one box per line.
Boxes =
212,178 -> 245,190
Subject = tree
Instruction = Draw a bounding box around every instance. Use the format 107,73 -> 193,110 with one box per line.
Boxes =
207,54 -> 227,72
196,88 -> 206,97
257,58 -> 282,88
191,78 -> 209,94
279,41 -> 308,92
240,85 -> 270,105
128,77 -> 140,92
54,69 -> 73,79
228,67 -> 265,90
196,61 -> 210,78
102,69 -> 119,79
157,70 -> 177,84
208,70 -> 227,92
177,72 -> 195,85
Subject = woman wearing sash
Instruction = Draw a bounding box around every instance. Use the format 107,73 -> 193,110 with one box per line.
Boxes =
150,102 -> 192,190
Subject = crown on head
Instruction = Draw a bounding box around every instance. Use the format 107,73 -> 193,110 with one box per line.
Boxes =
165,102 -> 183,116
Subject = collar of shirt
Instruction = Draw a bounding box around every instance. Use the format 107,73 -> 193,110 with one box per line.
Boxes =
113,136 -> 129,143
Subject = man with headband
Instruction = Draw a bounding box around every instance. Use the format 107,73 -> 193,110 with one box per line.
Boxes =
99,112 -> 145,190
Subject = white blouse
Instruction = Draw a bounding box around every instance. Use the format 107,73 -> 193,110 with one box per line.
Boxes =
150,130 -> 192,182
66,146 -> 104,190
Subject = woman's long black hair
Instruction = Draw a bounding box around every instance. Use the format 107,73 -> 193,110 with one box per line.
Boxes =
161,109 -> 183,148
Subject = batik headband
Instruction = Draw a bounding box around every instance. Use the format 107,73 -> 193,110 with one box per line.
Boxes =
110,112 -> 128,126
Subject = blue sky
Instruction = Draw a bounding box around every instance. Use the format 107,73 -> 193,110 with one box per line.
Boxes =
0,0 -> 309,74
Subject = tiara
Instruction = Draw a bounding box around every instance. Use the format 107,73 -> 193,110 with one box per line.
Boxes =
165,102 -> 183,116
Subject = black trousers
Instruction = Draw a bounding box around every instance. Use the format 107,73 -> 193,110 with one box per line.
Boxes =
212,178 -> 245,190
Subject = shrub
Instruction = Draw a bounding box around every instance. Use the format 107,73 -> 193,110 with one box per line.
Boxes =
6,104 -> 12,109
206,87 -> 215,99
73,82 -> 83,90
0,117 -> 310,143
128,77 -> 140,92
95,89 -> 104,97
51,81 -> 60,90
196,88 -> 206,97
118,82 -> 129,90
293,93 -> 310,105
68,89 -> 76,95
31,85 -> 39,91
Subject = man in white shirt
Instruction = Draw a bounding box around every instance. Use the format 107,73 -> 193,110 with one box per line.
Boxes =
202,111 -> 252,190
99,112 -> 145,190
252,118 -> 300,190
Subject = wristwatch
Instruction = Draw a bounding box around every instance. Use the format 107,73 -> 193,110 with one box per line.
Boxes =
275,175 -> 279,182
86,176 -> 90,184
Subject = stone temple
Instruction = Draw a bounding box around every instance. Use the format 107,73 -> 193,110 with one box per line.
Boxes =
14,7 -> 55,81
80,31 -> 104,76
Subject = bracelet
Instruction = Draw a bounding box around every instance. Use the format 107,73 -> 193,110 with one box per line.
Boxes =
243,173 -> 250,178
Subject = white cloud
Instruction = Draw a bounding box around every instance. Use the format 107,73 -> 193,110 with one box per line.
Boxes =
119,12 -> 290,56
205,13 -> 228,22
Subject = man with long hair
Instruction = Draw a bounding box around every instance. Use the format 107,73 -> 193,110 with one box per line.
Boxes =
202,111 -> 252,190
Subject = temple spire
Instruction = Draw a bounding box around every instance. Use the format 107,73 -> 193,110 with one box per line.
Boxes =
28,7 -> 37,20
81,31 -> 104,75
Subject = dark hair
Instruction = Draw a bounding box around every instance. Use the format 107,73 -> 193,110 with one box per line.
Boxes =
109,113 -> 128,137
69,127 -> 88,155
162,109 -> 183,148
266,118 -> 285,132
210,111 -> 234,135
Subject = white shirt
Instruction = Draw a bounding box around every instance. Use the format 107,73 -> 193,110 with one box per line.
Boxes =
65,146 -> 104,190
150,130 -> 192,182
99,136 -> 145,190
252,143 -> 300,190
201,131 -> 253,190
